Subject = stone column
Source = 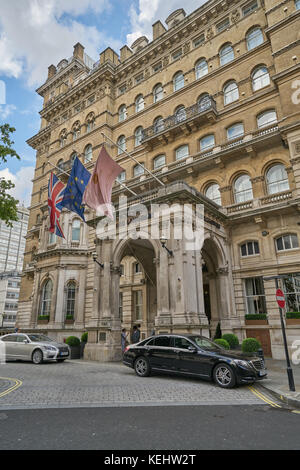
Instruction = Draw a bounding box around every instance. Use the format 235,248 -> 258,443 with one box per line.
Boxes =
54,266 -> 66,327
49,269 -> 59,328
75,265 -> 87,329
30,268 -> 42,327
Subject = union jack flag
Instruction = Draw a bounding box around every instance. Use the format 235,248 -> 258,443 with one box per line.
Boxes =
48,172 -> 65,238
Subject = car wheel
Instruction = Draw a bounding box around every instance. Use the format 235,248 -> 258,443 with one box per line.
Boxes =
134,357 -> 151,377
32,349 -> 43,365
213,363 -> 236,388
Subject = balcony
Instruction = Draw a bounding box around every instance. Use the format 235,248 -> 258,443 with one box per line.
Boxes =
141,97 -> 218,147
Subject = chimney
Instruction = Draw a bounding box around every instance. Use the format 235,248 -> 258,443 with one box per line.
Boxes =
73,43 -> 85,61
120,45 -> 133,62
48,65 -> 57,79
152,20 -> 167,41
100,47 -> 120,66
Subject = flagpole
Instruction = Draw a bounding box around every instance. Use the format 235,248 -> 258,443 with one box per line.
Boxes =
101,132 -> 165,187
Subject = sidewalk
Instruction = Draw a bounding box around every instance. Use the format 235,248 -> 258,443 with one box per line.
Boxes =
261,359 -> 300,409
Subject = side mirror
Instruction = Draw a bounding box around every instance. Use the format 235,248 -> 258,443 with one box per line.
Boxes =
188,346 -> 197,353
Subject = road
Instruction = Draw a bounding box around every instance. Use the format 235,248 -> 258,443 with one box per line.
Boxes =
0,360 -> 299,450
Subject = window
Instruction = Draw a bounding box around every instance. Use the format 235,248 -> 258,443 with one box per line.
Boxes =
283,273 -> 300,312
134,262 -> 142,273
193,34 -> 205,47
72,124 -> 80,141
48,232 -> 56,245
135,127 -> 143,147
266,164 -> 289,195
135,73 -> 144,84
66,282 -> 76,319
252,67 -> 270,91
276,234 -> 299,251
86,116 -> 95,133
133,163 -> 145,177
243,1 -> 258,16
71,152 -> 77,164
153,155 -> 166,170
219,44 -> 234,66
217,17 -> 230,33
174,336 -> 194,349
84,144 -> 92,163
117,136 -> 126,155
176,145 -> 189,161
247,28 -> 264,50
172,49 -> 182,61
117,171 -> 126,183
234,174 -> 253,203
119,105 -> 127,122
224,81 -> 239,105
57,159 -> 64,170
257,110 -> 277,128
200,134 -> 215,151
244,277 -> 266,315
296,0 -> 300,10
71,219 -> 81,242
227,123 -> 244,140
154,336 -> 171,347
120,265 -> 124,276
60,132 -> 67,148
173,72 -> 184,91
119,292 -> 123,320
175,106 -> 186,123
119,84 -> 126,95
153,62 -> 162,73
134,290 -> 143,320
195,59 -> 208,79
241,241 -> 260,257
41,280 -> 53,316
205,183 -> 221,205
153,84 -> 163,103
135,95 -> 144,113
154,116 -> 164,134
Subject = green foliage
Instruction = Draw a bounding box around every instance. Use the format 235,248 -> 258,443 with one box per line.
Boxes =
65,315 -> 74,321
65,336 -> 80,347
81,332 -> 88,343
37,315 -> 49,321
286,312 -> 300,319
242,338 -> 261,353
245,314 -> 267,320
0,124 -> 20,226
213,322 -> 222,340
221,333 -> 239,349
214,338 -> 230,350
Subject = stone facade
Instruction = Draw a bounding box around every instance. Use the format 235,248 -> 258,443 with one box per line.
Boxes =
17,0 -> 300,360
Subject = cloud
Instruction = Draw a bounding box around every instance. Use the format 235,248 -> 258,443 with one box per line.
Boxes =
0,104 -> 17,121
0,166 -> 35,207
0,0 -> 115,86
127,0 -> 206,46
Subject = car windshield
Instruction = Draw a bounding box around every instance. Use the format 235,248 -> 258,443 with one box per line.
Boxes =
191,336 -> 222,351
27,334 -> 55,343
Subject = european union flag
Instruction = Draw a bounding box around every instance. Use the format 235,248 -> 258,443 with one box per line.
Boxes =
61,157 -> 91,221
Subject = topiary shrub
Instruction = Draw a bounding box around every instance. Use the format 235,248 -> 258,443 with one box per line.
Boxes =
221,333 -> 239,349
242,338 -> 261,353
286,312 -> 300,319
213,322 -> 222,340
81,332 -> 88,343
214,338 -> 230,350
65,336 -> 80,347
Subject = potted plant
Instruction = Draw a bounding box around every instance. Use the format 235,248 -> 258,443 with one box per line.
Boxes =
245,314 -> 268,325
65,336 -> 81,359
80,332 -> 88,358
65,315 -> 75,325
286,312 -> 300,325
37,315 -> 50,324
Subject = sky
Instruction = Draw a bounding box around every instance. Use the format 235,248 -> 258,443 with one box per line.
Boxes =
0,0 -> 205,207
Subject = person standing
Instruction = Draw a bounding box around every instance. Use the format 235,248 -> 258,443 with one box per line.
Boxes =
131,325 -> 140,344
121,328 -> 128,353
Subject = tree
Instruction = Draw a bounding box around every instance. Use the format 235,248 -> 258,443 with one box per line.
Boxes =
0,124 -> 20,226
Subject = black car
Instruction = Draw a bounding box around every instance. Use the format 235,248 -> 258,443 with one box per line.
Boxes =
123,334 -> 267,388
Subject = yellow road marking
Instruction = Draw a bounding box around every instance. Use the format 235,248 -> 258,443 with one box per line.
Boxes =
248,385 -> 281,408
0,377 -> 22,398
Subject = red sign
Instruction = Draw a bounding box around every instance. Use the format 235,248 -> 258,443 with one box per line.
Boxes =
276,289 -> 285,309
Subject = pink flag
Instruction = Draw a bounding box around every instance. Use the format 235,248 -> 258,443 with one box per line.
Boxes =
82,145 -> 124,219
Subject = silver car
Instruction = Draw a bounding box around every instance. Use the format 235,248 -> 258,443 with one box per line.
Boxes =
0,333 -> 70,364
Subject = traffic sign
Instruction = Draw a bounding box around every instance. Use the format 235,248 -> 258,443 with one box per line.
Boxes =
276,288 -> 285,309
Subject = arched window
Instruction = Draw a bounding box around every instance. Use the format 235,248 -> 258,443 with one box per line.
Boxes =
246,27 -> 264,51
135,127 -> 143,147
41,280 -> 53,316
200,134 -> 215,152
252,66 -> 270,91
195,59 -> 208,79
119,105 -> 127,122
133,163 -> 145,177
175,105 -> 186,123
296,0 -> 300,10
57,159 -> 64,170
70,152 -> 77,164
219,44 -> 234,66
241,241 -> 260,257
154,116 -> 164,134
153,154 -> 166,170
135,95 -> 144,113
205,183 -> 221,205
234,174 -> 253,203
60,130 -> 67,148
48,231 -> 56,245
227,122 -> 244,140
175,145 -> 189,161
276,234 -> 299,251
224,81 -> 239,105
84,144 -> 92,163
66,281 -> 76,319
257,110 -> 277,128
71,219 -> 81,242
72,121 -> 81,141
117,135 -> 126,155
153,84 -> 163,103
266,164 -> 289,195
86,113 -> 95,132
173,72 -> 184,91
198,94 -> 211,111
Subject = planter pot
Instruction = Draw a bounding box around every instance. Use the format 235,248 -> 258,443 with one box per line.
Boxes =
37,320 -> 49,325
245,319 -> 268,325
69,345 -> 81,359
65,319 -> 75,325
286,319 -> 300,325
80,342 -> 87,358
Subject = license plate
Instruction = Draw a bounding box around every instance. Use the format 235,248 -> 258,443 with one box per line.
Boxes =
60,352 -> 69,356
259,369 -> 267,376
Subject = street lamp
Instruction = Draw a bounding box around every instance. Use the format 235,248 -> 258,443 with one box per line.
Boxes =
160,238 -> 173,257
263,275 -> 296,392
92,252 -> 104,269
